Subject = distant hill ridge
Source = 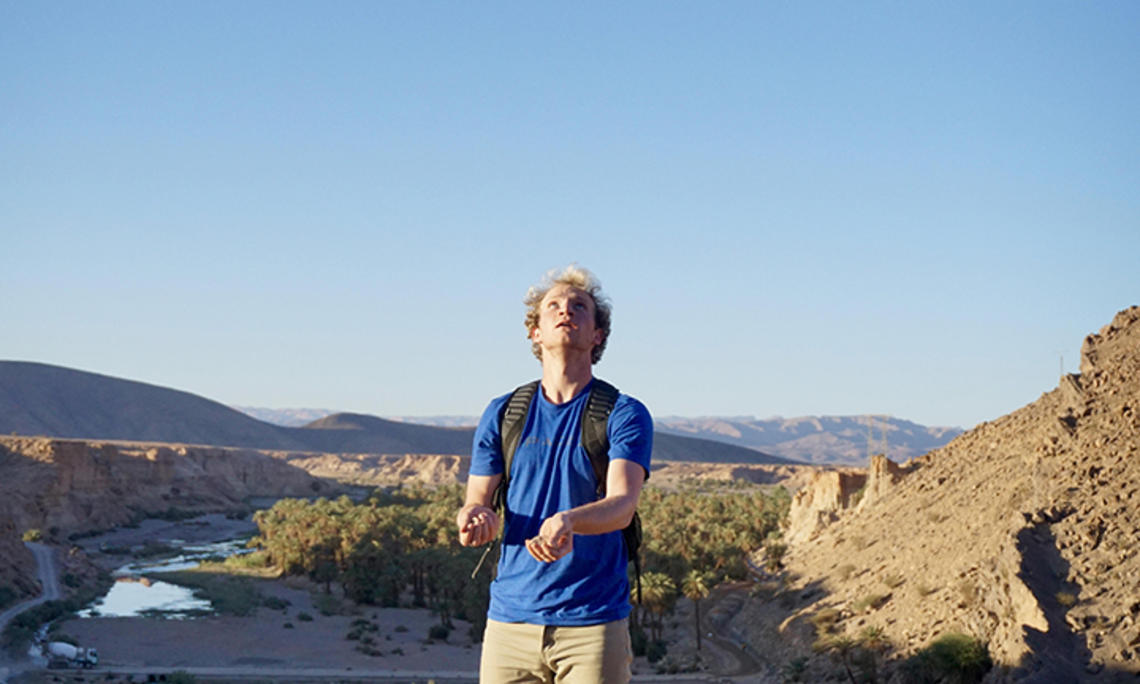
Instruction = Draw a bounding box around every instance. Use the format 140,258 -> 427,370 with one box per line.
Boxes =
0,361 -> 794,465
241,406 -> 962,466
656,414 -> 963,466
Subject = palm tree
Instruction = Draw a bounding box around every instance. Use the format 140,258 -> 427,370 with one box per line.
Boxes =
681,569 -> 712,651
637,572 -> 676,643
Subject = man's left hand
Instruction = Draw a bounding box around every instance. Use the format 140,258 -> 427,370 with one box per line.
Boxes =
526,512 -> 574,562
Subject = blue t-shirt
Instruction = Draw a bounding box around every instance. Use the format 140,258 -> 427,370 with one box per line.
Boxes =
469,379 -> 653,626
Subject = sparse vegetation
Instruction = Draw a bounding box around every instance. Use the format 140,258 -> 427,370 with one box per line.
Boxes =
22,528 -> 43,542
852,592 -> 889,612
0,586 -> 18,610
915,582 -> 938,597
160,570 -> 263,616
927,510 -> 948,524
312,591 -> 344,616
782,656 -> 808,682
956,579 -> 979,608
810,607 -> 841,633
813,626 -> 892,684
901,632 -> 992,683
835,563 -> 857,581
297,611 -> 313,621
223,549 -> 273,570
764,540 -> 788,572
882,572 -> 905,589
1055,590 -> 1078,607
815,634 -> 860,683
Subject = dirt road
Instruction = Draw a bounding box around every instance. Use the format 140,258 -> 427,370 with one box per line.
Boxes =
0,542 -> 59,633
0,542 -> 60,682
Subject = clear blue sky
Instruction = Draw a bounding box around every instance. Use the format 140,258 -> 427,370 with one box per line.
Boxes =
2,2 -> 1137,428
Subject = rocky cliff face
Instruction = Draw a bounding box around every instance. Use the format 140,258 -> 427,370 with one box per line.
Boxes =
277,452 -> 468,486
0,437 -> 335,602
784,468 -> 869,543
0,437 -> 333,534
764,307 -> 1140,680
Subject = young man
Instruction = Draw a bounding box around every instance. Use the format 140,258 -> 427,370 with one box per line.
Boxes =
457,265 -> 653,683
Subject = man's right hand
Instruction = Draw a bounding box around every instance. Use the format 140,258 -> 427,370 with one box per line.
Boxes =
457,504 -> 500,547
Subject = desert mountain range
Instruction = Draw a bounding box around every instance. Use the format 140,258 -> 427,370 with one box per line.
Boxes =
657,414 -> 962,466
754,306 -> 1140,680
241,407 -> 963,467
0,361 -> 793,465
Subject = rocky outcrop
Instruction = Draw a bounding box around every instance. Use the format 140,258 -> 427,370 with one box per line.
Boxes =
784,468 -> 868,543
855,453 -> 906,511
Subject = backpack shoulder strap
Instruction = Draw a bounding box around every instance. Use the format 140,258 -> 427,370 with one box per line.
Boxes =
581,378 -> 620,496
493,380 -> 539,511
581,378 -> 645,603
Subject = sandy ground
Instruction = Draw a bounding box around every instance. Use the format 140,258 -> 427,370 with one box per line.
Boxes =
58,578 -> 483,672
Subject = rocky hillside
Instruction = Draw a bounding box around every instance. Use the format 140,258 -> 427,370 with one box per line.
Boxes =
0,362 -> 309,449
658,414 -> 962,465
747,306 -> 1140,681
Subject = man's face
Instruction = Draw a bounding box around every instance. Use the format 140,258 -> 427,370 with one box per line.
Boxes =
531,284 -> 602,359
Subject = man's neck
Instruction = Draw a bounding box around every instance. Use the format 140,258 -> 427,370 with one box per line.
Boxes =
540,353 -> 594,405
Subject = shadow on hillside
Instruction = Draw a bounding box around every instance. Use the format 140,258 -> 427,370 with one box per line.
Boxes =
1012,523 -> 1091,682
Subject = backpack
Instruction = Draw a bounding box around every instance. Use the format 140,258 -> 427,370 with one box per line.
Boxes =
490,378 -> 644,603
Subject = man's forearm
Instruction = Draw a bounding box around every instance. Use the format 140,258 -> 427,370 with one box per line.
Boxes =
557,492 -> 638,535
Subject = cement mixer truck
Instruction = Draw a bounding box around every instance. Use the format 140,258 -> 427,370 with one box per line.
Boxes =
45,641 -> 98,668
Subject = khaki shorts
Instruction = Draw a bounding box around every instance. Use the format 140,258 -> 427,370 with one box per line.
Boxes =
479,617 -> 632,684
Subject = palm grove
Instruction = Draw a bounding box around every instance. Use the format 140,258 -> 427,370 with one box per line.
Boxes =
247,481 -> 790,656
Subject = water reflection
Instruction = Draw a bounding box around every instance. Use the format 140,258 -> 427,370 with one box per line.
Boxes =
114,539 -> 251,576
79,577 -> 211,619
81,538 -> 252,619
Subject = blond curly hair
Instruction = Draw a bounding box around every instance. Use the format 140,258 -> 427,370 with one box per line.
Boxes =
523,265 -> 612,364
